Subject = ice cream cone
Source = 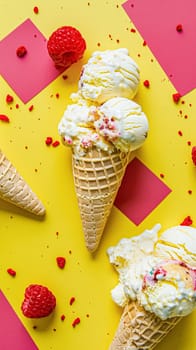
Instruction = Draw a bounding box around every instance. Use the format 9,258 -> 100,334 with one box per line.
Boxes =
109,300 -> 181,350
0,150 -> 45,216
72,148 -> 130,252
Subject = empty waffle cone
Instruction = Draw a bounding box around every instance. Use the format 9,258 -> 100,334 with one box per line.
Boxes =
0,150 -> 45,216
72,148 -> 130,253
109,300 -> 182,350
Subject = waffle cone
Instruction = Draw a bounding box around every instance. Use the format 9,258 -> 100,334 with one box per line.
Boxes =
72,148 -> 130,252
0,150 -> 45,216
109,300 -> 182,350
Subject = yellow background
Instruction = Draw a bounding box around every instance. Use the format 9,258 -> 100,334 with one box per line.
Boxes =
0,1 -> 196,349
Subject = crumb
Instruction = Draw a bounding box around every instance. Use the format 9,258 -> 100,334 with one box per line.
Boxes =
180,216 -> 192,226
33,6 -> 39,14
16,46 -> 27,58
143,80 -> 150,87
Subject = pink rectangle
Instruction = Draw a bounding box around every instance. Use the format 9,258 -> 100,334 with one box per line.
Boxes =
122,0 -> 196,95
0,290 -> 38,349
0,19 -> 64,103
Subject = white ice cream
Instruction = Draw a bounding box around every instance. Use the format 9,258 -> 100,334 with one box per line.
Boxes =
78,48 -> 140,104
107,224 -> 196,319
58,97 -> 148,156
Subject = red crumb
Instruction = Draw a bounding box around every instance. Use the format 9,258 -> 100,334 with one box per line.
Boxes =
191,146 -> 196,165
69,297 -> 75,305
130,28 -> 136,33
176,24 -> 183,32
188,190 -> 192,194
143,40 -> 147,46
187,141 -> 191,146
16,104 -> 19,109
7,268 -> 16,277
62,75 -> 68,80
55,93 -> 60,98
180,216 -> 193,226
178,130 -> 183,136
172,93 -> 181,103
160,173 -> 165,178
56,257 -> 66,269
29,105 -> 34,112
143,80 -> 150,88
6,94 -> 14,104
61,314 -> 65,321
72,317 -> 80,328
33,6 -> 39,14
52,140 -> 60,147
16,46 -> 27,58
45,137 -> 53,145
0,114 -> 10,122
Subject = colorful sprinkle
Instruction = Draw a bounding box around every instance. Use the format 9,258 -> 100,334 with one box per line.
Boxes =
153,267 -> 167,281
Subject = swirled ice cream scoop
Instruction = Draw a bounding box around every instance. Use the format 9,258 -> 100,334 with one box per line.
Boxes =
107,224 -> 196,319
140,260 -> 196,319
155,225 -> 196,266
94,97 -> 148,152
58,98 -> 111,156
78,48 -> 140,104
58,96 -> 148,156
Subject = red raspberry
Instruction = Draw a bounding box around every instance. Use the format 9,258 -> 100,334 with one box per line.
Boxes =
21,284 -> 56,318
47,26 -> 86,69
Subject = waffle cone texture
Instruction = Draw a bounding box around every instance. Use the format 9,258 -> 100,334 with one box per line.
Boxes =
72,148 -> 130,253
109,300 -> 182,350
0,150 -> 45,216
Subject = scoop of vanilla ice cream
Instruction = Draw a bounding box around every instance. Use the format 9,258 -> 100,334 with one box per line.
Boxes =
58,98 -> 114,156
139,260 -> 196,319
79,48 -> 140,104
107,224 -> 162,305
58,96 -> 148,155
155,225 -> 196,267
94,97 -> 149,152
108,224 -> 196,319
